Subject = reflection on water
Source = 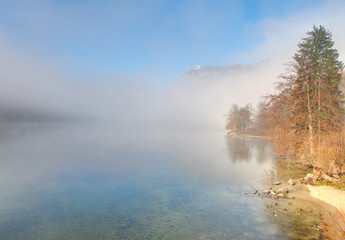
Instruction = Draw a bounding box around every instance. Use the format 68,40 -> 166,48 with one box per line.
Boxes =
225,135 -> 271,163
0,123 -> 325,239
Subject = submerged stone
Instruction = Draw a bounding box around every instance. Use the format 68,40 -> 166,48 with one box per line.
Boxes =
277,187 -> 289,195
263,190 -> 270,195
277,193 -> 285,198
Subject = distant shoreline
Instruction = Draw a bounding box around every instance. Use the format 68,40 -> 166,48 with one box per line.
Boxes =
226,132 -> 269,138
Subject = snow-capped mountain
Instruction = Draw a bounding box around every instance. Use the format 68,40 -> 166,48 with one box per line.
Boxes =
183,64 -> 254,78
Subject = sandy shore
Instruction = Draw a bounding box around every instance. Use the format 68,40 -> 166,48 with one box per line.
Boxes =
307,185 -> 345,212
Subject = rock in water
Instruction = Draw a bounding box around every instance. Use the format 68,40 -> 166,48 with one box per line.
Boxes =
263,190 -> 270,195
253,189 -> 258,194
277,187 -> 289,195
277,193 -> 285,198
244,191 -> 248,194
288,178 -> 296,186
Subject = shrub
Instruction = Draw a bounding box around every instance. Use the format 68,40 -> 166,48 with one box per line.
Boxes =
314,130 -> 345,171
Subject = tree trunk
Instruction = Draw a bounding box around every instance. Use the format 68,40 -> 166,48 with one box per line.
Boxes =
317,76 -> 321,149
306,80 -> 314,156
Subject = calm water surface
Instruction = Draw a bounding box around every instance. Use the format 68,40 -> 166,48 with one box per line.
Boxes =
0,123 -> 325,239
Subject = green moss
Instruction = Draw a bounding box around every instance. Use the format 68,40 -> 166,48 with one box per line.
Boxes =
315,180 -> 345,190
340,175 -> 345,181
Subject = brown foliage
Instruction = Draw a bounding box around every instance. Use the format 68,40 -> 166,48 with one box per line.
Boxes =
264,27 -> 345,164
264,75 -> 308,155
315,130 -> 345,171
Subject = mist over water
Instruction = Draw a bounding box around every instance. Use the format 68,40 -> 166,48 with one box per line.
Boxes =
0,28 -> 332,240
0,122 -> 271,188
0,123 -> 326,239
0,33 -> 286,131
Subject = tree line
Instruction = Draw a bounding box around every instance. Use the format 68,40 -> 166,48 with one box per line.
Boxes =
226,25 -> 345,171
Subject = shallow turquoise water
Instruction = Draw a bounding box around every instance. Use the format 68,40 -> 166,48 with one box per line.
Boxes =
0,123 -> 324,239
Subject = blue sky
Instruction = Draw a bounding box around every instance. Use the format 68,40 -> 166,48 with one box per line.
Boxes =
0,0 -> 333,80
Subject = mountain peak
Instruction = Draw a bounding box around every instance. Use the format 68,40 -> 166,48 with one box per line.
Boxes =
184,64 -> 251,78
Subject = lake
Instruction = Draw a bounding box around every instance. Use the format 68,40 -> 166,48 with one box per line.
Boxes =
0,123 -> 326,239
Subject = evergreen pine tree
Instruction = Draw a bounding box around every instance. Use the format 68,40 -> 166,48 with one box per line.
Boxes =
266,25 -> 344,158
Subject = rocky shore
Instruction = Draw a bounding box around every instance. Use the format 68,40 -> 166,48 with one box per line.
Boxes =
300,167 -> 345,212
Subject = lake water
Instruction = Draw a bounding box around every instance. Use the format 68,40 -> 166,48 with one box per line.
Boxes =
0,123 -> 326,239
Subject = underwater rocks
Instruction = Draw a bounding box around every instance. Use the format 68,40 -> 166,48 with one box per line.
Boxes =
277,187 -> 289,195
244,178 -> 298,200
263,190 -> 270,195
243,188 -> 290,199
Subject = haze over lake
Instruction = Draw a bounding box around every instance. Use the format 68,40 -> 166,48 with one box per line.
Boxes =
0,123 -> 326,239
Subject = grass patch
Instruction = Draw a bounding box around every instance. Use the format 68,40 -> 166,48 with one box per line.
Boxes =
341,175 -> 345,181
315,180 -> 345,190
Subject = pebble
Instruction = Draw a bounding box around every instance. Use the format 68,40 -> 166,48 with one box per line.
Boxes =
253,189 -> 258,194
274,182 -> 281,185
288,178 -> 296,186
244,191 -> 248,194
263,190 -> 270,195
277,187 -> 289,195
277,193 -> 285,198
257,193 -> 260,197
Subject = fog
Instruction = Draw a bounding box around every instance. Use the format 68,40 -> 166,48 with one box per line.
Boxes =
0,35 -> 284,131
1,2 -> 345,186
1,1 -> 345,132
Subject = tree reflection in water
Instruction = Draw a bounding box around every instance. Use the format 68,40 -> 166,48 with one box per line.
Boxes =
225,135 -> 272,164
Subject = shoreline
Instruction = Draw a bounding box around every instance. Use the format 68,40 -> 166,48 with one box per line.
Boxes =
306,185 -> 345,212
226,132 -> 269,138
